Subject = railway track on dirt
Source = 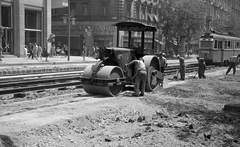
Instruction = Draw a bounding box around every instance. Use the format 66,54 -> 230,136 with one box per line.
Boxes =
0,64 -> 215,96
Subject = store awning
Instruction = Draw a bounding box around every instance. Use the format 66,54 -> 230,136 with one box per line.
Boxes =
52,0 -> 68,9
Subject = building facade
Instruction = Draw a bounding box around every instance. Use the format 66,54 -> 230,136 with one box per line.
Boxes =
0,0 -> 52,57
52,0 -> 163,56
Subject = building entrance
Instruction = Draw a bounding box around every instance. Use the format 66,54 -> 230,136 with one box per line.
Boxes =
1,28 -> 13,54
1,5 -> 13,54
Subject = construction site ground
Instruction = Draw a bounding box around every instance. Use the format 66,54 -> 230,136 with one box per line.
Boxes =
0,66 -> 240,147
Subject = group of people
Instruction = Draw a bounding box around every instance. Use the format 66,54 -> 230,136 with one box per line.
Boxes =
26,42 -> 43,60
125,51 -> 237,97
82,45 -> 99,61
49,44 -> 68,58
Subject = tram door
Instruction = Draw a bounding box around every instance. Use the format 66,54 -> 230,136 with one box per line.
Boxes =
2,28 -> 13,54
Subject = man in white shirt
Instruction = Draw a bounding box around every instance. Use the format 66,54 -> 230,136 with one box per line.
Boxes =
126,57 -> 147,96
226,54 -> 240,75
158,52 -> 168,87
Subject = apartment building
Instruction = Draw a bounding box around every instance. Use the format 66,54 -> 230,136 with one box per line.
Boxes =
51,0 -> 163,56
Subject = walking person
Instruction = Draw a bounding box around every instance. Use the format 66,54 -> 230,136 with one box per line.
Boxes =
63,44 -> 68,58
50,44 -> 56,57
24,45 -> 28,62
0,43 -> 3,62
32,42 -> 38,60
158,52 -> 168,87
126,57 -> 147,97
177,55 -> 186,80
198,57 -> 206,79
226,54 -> 240,75
37,45 -> 43,60
82,46 -> 87,61
28,43 -> 33,59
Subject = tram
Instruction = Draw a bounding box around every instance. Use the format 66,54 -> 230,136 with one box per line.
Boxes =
199,32 -> 240,64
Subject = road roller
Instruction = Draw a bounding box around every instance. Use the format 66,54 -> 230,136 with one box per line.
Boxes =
81,22 -> 163,96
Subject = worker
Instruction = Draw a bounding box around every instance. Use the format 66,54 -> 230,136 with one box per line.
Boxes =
226,54 -> 240,75
126,57 -> 147,97
177,55 -> 186,80
198,58 -> 206,79
158,52 -> 168,87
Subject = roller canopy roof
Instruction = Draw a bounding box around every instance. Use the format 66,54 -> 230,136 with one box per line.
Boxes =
112,22 -> 157,32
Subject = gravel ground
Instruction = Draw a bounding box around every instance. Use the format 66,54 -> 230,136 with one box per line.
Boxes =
0,67 -> 240,147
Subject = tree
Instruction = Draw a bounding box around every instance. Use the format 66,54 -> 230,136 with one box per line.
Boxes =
159,0 -> 207,56
212,13 -> 240,37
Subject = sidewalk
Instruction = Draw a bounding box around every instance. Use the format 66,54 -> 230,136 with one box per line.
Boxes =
0,56 -> 99,67
0,54 -> 198,70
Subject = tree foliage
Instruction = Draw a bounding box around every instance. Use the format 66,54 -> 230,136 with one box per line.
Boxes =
158,0 -> 207,55
212,13 -> 240,36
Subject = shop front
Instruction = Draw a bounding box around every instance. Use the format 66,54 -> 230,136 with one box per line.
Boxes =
0,0 -> 52,57
52,22 -> 116,56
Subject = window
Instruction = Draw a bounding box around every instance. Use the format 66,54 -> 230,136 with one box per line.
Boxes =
82,2 -> 88,15
218,41 -> 222,49
25,10 -> 41,30
25,9 -> 42,47
237,42 -> 240,48
1,6 -> 12,27
101,2 -> 108,16
200,41 -> 213,48
127,4 -> 131,17
228,41 -> 231,48
224,41 -> 227,49
214,40 -> 218,48
70,2 -> 76,15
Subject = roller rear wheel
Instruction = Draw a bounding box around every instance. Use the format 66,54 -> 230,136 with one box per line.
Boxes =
143,55 -> 160,91
82,65 -> 124,97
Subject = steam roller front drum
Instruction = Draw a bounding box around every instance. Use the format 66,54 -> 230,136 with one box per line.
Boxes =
82,65 -> 124,97
143,55 -> 160,91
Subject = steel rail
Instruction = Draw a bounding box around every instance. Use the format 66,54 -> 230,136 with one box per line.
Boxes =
0,64 -> 214,96
0,76 -> 81,88
0,81 -> 82,95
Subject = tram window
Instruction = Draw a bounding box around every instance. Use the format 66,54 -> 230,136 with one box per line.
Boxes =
228,41 -> 231,48
224,41 -> 228,49
200,41 -> 213,48
237,42 -> 240,48
214,40 -> 218,48
218,41 -> 222,49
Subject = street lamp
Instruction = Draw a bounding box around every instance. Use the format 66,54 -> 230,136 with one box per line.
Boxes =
62,11 -> 76,61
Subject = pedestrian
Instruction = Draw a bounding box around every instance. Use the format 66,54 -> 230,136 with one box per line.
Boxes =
28,43 -> 33,59
158,52 -> 168,87
177,55 -> 186,80
82,46 -> 87,61
24,45 -> 28,62
198,57 -> 206,79
126,57 -> 147,97
51,44 -> 56,57
43,47 -> 49,61
37,45 -> 43,60
32,42 -> 38,60
63,44 -> 68,58
226,54 -> 240,75
0,43 -> 3,61
56,47 -> 61,57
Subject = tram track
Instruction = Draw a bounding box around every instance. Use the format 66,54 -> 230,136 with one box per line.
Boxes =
0,64 -> 215,96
